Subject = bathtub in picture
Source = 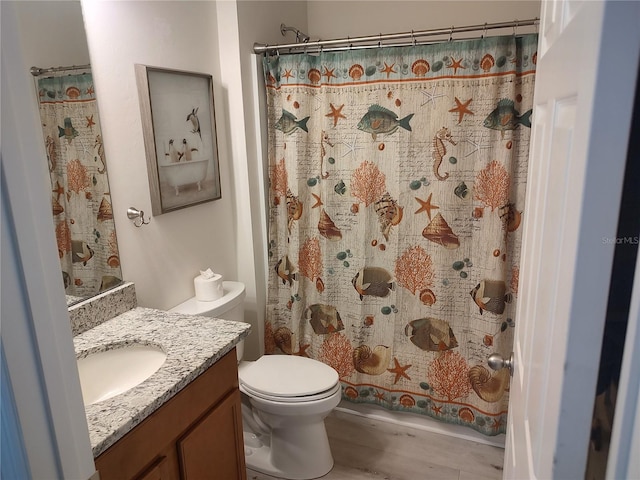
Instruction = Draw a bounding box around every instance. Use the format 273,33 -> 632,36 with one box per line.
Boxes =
160,158 -> 208,196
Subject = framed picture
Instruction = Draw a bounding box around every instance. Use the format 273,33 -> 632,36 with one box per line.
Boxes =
135,65 -> 221,215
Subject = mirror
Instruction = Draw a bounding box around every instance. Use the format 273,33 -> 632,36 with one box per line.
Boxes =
16,1 -> 123,306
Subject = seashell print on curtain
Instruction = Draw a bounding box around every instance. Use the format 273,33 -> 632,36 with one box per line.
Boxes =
37,72 -> 122,300
264,34 -> 537,436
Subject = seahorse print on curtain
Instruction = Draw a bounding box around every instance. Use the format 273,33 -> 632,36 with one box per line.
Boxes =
264,35 -> 537,436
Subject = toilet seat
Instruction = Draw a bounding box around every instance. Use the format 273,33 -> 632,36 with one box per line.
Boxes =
240,381 -> 341,403
239,355 -> 339,403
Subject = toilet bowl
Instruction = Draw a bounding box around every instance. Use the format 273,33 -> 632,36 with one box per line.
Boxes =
239,355 -> 341,479
169,281 -> 341,480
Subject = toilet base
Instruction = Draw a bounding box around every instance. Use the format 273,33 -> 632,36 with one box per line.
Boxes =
242,403 -> 335,480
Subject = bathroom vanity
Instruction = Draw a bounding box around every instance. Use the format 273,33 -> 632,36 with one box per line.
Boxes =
71,283 -> 250,479
95,349 -> 245,479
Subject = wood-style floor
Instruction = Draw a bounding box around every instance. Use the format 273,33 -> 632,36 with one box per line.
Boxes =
247,410 -> 505,480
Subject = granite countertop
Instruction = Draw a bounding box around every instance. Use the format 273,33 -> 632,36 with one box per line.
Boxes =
73,306 -> 251,458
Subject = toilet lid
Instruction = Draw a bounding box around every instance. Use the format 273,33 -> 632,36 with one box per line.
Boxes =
238,355 -> 339,398
240,381 -> 341,403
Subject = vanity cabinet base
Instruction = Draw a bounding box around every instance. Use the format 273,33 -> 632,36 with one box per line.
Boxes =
95,349 -> 246,480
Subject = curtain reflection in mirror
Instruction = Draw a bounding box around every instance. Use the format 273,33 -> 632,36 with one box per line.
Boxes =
36,70 -> 122,298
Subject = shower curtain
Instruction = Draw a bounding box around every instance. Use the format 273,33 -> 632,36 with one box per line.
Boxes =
37,72 -> 121,299
263,34 -> 537,436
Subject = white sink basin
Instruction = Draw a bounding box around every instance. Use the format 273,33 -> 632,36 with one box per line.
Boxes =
77,343 -> 167,405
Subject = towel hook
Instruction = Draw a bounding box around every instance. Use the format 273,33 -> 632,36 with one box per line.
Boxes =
127,207 -> 151,227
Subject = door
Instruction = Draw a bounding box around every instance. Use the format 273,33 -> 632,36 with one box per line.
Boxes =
504,1 -> 640,478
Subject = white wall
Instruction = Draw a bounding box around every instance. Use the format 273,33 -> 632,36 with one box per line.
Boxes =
14,0 -> 90,69
307,1 -> 540,39
81,1 -> 237,312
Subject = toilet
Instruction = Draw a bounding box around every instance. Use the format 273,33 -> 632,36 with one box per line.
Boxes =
170,281 -> 341,480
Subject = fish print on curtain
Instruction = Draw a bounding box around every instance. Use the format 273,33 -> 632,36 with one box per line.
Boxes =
264,34 -> 537,436
38,72 -> 122,299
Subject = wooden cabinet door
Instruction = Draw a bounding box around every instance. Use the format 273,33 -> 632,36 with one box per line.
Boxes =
135,456 -> 174,480
177,389 -> 246,480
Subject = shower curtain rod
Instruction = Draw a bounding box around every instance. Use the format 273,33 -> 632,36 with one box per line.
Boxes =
30,64 -> 91,77
253,18 -> 538,55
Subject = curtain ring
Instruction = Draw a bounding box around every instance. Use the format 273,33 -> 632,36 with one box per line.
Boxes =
412,29 -> 417,46
378,33 -> 382,48
482,23 -> 487,39
513,20 -> 519,36
449,26 -> 454,42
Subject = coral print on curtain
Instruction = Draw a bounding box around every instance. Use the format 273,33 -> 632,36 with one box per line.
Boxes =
264,34 -> 537,436
37,72 -> 121,298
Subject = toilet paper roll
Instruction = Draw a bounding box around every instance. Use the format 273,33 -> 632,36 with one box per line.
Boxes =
194,273 -> 223,301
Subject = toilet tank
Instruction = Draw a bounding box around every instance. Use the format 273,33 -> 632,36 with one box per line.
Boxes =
169,281 -> 246,359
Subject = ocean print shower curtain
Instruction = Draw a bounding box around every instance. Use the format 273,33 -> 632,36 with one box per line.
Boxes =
264,34 -> 537,435
37,72 -> 121,299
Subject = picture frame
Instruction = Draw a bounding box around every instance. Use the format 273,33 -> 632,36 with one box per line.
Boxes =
135,65 -> 221,215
